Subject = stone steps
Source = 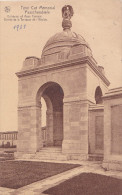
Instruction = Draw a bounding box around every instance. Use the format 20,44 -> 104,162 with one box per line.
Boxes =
0,152 -> 14,161
88,154 -> 103,161
40,147 -> 62,152
33,147 -> 68,161
40,147 -> 62,153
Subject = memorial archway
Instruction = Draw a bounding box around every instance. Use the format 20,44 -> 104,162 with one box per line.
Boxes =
36,82 -> 64,147
16,5 -> 110,159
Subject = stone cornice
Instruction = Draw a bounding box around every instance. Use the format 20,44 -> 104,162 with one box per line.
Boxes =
103,87 -> 122,100
16,56 -> 110,86
89,104 -> 104,111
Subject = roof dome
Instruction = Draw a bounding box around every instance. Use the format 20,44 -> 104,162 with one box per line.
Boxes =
42,30 -> 90,56
41,29 -> 92,65
41,5 -> 93,65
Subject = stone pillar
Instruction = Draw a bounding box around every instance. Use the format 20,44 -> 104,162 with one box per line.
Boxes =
62,100 -> 89,156
53,111 -> 63,146
17,102 -> 42,154
46,110 -> 53,146
88,105 -> 104,154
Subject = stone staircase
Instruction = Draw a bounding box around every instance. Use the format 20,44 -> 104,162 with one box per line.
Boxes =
0,151 -> 14,161
34,147 -> 68,161
88,154 -> 103,161
15,148 -> 103,162
33,148 -> 103,161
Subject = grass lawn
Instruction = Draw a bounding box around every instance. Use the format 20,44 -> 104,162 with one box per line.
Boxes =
0,161 -> 80,189
43,173 -> 122,195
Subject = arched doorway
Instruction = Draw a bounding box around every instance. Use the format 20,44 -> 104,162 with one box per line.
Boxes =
37,82 -> 64,148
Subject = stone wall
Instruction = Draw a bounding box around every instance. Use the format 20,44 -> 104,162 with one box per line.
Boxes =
111,105 -> 122,155
102,87 -> 122,171
88,105 -> 104,155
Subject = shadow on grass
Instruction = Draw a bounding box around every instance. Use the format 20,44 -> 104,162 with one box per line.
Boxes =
43,173 -> 122,195
0,161 -> 80,189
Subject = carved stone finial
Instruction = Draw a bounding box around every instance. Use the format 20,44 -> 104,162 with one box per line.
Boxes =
62,5 -> 74,30
62,5 -> 74,20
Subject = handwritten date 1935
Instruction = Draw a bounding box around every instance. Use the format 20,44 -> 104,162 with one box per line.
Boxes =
13,24 -> 26,31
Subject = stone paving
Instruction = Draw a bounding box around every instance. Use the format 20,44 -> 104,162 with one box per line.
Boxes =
0,160 -> 122,195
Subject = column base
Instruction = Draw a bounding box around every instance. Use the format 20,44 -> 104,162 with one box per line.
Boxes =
62,140 -> 88,154
102,160 -> 122,171
14,152 -> 36,160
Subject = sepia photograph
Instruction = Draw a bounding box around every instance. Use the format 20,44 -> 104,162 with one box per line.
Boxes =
0,0 -> 122,194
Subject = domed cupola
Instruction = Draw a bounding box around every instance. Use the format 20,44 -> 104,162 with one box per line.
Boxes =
41,5 -> 93,65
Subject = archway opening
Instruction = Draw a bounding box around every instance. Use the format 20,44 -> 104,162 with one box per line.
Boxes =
37,82 -> 64,148
41,97 -> 47,127
41,97 -> 47,147
95,86 -> 103,104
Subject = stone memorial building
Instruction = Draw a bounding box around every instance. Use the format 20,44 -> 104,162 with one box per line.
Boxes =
15,5 -> 122,171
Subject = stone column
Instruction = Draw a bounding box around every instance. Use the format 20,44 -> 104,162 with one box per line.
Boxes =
46,110 -> 53,146
17,102 -> 42,154
62,100 -> 89,156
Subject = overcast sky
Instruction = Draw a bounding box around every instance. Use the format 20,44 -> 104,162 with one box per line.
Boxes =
0,0 -> 122,131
